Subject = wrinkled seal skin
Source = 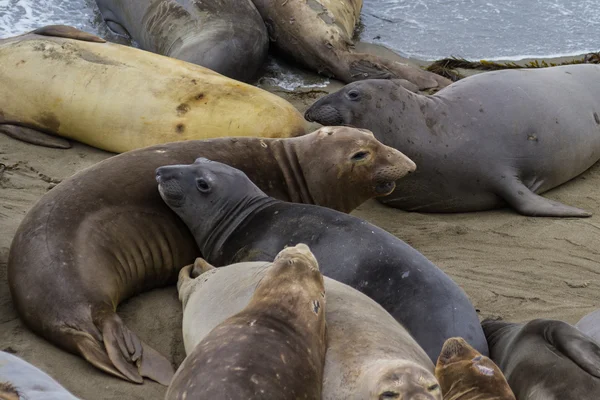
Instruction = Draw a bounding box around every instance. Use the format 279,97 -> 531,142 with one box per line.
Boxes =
0,351 -> 80,400
166,245 -> 327,400
249,0 -> 450,90
435,337 -> 515,400
0,25 -> 304,153
305,64 -> 600,217
7,127 -> 414,385
482,319 -> 600,400
156,159 -> 488,363
95,0 -> 268,82
176,258 -> 441,400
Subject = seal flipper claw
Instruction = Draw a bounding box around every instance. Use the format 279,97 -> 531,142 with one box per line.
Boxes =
32,25 -> 106,43
548,321 -> 600,378
497,179 -> 591,217
0,124 -> 71,149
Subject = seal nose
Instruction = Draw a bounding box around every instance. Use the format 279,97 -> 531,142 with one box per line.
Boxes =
304,109 -> 314,122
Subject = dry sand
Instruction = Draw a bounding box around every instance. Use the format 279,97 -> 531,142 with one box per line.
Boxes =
2,54 -> 600,399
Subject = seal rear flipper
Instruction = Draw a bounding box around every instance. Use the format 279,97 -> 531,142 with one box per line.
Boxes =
32,25 -> 106,43
0,124 -> 71,149
496,178 -> 591,217
137,341 -> 175,386
73,333 -> 131,382
548,321 -> 600,378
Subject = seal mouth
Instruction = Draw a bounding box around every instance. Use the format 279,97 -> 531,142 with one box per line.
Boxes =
375,181 -> 396,196
304,105 -> 344,125
156,177 -> 186,207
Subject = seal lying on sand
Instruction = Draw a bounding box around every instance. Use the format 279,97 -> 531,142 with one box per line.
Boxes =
95,0 -> 268,82
176,257 -> 441,400
305,64 -> 600,217
156,158 -> 488,363
166,245 -> 327,399
435,337 -> 515,400
0,25 -> 304,153
8,127 -> 414,385
482,319 -> 600,400
249,0 -> 450,89
0,351 -> 80,400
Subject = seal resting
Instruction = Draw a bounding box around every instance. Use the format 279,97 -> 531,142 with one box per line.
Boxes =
435,337 -> 515,400
0,351 -> 80,400
8,127 -> 415,385
482,319 -> 600,400
0,25 -> 304,153
305,64 -> 600,217
94,0 -> 268,82
248,0 -> 450,90
166,244 -> 327,399
155,158 -> 488,363
176,257 -> 442,400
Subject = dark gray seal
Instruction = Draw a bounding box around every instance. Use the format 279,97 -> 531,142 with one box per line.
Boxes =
95,0 -> 268,82
482,319 -> 600,400
305,64 -> 600,217
155,158 -> 488,363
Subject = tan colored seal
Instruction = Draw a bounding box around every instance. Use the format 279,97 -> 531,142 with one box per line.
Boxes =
166,244 -> 327,399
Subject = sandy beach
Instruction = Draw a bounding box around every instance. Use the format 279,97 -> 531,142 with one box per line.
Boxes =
2,47 -> 600,398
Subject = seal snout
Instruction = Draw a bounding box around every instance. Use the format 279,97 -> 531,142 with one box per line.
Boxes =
275,243 -> 320,271
305,104 -> 344,126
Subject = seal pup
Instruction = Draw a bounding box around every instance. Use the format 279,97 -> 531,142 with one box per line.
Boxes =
166,244 -> 327,399
0,351 -> 80,400
435,337 -> 515,400
248,0 -> 450,89
305,64 -> 600,217
155,158 -> 488,363
482,319 -> 600,400
95,0 -> 268,82
176,257 -> 442,400
8,127 -> 414,385
0,25 -> 304,153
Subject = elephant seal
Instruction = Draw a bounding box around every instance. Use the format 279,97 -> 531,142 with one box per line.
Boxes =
166,244 -> 327,399
176,257 -> 441,399
249,0 -> 450,89
95,0 -> 268,82
0,351 -> 79,400
0,25 -> 304,153
305,64 -> 600,217
482,319 -> 600,400
155,158 -> 488,363
435,337 -> 515,400
8,127 -> 414,385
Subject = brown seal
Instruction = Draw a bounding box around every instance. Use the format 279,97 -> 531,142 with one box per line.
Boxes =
165,244 -> 327,399
436,337 -> 515,400
8,127 -> 415,385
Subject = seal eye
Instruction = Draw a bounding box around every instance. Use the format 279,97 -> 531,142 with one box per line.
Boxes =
347,89 -> 361,101
428,384 -> 440,391
379,392 -> 399,399
351,151 -> 370,161
196,178 -> 211,193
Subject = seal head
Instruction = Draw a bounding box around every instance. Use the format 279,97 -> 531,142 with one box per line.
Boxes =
359,360 -> 441,400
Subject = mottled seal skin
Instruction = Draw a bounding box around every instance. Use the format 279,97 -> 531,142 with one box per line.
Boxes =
8,127 -> 414,385
177,258 -> 441,400
482,319 -> 600,400
249,0 -> 450,89
156,158 -> 488,363
435,337 -> 515,400
305,64 -> 600,217
95,0 -> 268,82
166,244 -> 327,400
0,351 -> 80,400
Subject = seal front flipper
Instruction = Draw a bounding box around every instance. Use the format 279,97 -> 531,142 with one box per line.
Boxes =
32,25 -> 106,43
496,178 -> 591,217
547,320 -> 600,378
0,124 -> 71,149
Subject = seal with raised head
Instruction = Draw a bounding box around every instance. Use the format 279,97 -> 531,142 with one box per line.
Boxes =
482,319 -> 600,400
0,350 -> 80,400
166,244 -> 327,399
176,257 -> 442,400
248,0 -> 450,89
305,64 -> 600,217
155,158 -> 488,363
435,337 -> 515,400
8,127 -> 415,385
0,25 -> 304,153
94,0 -> 268,82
